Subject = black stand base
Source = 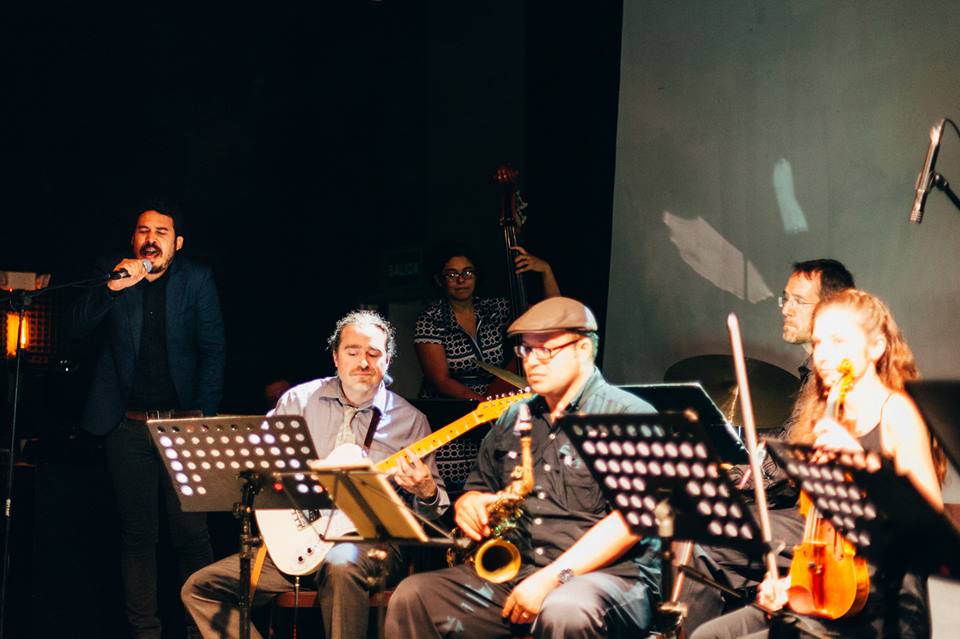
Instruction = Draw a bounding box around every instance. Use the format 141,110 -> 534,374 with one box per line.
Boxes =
235,472 -> 263,639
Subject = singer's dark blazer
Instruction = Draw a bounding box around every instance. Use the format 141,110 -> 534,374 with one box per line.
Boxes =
69,255 -> 226,435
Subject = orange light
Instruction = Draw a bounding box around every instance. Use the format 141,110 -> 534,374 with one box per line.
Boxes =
5,313 -> 28,358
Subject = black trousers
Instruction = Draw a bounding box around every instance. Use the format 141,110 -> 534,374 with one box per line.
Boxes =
105,419 -> 214,639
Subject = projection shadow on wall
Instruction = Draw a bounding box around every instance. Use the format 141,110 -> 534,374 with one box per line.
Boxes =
606,0 -> 960,387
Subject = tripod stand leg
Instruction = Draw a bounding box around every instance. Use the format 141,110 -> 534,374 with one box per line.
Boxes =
365,547 -> 390,639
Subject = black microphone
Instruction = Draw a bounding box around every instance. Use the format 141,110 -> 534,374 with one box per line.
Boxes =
910,118 -> 946,224
109,259 -> 154,280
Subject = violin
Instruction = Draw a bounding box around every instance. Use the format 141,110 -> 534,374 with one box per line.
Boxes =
785,358 -> 870,619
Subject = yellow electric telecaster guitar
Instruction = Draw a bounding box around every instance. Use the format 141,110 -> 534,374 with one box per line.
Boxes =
254,391 -> 532,575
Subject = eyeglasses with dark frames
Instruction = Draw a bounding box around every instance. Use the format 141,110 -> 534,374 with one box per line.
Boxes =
514,337 -> 583,361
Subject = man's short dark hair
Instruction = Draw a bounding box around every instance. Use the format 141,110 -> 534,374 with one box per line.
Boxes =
584,330 -> 599,362
791,259 -> 855,297
136,198 -> 185,235
327,309 -> 397,360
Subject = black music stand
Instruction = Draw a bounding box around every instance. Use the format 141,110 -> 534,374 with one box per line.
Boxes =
766,440 -> 960,576
558,412 -> 769,636
146,415 -> 326,639
620,383 -> 749,464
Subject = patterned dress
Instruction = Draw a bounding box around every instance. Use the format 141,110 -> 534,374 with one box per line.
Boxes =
413,296 -> 512,398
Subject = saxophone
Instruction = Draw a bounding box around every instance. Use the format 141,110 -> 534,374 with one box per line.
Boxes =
448,403 -> 535,583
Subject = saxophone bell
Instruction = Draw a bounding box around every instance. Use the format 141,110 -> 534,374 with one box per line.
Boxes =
447,403 -> 534,583
474,537 -> 522,583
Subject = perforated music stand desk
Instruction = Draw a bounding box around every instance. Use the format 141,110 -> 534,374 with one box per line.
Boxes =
558,412 -> 769,635
145,414 -> 327,639
145,414 -> 329,511
766,440 -> 960,576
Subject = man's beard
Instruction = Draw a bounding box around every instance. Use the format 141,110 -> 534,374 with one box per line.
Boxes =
139,244 -> 173,274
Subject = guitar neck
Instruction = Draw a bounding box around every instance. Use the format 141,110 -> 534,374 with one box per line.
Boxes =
375,410 -> 491,474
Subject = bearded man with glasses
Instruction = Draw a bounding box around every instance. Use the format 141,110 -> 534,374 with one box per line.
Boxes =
388,296 -> 663,639
679,258 -> 856,633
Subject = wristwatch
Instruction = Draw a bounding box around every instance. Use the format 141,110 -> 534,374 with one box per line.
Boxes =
557,567 -> 575,585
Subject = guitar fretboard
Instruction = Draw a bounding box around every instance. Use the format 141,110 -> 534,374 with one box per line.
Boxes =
375,393 -> 530,474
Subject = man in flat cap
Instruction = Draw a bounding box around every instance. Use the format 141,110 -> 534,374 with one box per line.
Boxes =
386,297 -> 662,638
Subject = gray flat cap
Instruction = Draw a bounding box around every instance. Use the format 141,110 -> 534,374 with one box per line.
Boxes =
507,296 -> 598,336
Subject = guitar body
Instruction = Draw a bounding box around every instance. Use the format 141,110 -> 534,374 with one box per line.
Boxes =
255,508 -> 356,576
256,391 -> 531,576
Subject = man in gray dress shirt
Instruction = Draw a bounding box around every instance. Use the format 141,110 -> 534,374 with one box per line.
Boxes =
182,310 -> 449,639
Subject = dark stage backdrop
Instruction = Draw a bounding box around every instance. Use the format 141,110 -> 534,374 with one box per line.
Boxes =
2,2 -> 530,413
3,1 -> 626,417
606,0 -> 960,385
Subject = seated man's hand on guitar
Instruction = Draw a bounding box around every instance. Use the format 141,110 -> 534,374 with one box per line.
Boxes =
394,449 -> 437,501
756,574 -> 790,613
454,491 -> 499,541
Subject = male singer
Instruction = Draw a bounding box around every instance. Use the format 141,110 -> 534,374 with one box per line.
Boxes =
69,201 -> 226,639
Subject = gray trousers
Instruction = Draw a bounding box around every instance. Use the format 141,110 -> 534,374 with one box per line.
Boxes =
181,542 -> 401,639
384,563 -> 653,639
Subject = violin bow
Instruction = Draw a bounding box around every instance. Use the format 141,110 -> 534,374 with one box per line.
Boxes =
726,313 -> 780,580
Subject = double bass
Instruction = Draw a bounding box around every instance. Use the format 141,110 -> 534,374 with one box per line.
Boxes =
495,164 -> 529,322
480,165 -> 530,395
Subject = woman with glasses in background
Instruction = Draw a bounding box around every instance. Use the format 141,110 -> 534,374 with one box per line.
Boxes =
414,243 -> 560,399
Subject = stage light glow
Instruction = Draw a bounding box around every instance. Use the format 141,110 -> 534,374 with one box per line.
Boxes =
5,312 -> 28,358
